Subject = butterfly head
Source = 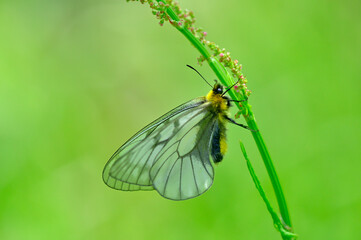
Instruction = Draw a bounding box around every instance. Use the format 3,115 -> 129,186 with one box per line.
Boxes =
212,82 -> 224,95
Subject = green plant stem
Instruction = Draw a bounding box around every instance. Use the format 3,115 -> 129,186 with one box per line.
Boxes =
158,0 -> 293,235
239,141 -> 297,239
246,118 -> 292,229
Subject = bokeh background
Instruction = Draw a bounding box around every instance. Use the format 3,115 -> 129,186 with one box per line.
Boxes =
1,0 -> 360,239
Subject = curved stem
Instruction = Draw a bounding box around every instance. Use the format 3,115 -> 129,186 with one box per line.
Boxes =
239,141 -> 297,239
158,0 -> 293,235
245,115 -> 292,230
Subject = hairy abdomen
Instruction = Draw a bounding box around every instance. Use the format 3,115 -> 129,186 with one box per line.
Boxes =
210,118 -> 227,163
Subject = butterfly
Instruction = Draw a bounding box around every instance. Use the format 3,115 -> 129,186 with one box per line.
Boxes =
102,66 -> 251,200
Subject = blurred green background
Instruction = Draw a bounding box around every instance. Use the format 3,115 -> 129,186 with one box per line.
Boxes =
1,0 -> 360,239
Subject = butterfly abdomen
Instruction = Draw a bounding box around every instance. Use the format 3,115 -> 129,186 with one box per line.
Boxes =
211,117 -> 228,163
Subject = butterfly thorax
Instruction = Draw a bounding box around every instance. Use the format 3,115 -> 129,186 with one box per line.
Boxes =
205,89 -> 230,114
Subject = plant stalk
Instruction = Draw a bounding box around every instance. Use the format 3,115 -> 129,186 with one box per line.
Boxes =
158,0 -> 293,235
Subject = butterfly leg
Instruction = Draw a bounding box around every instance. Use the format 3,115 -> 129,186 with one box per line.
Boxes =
229,99 -> 247,103
224,115 -> 258,132
228,95 -> 249,103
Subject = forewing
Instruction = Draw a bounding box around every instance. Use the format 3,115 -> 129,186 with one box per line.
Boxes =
150,110 -> 216,200
102,97 -> 207,191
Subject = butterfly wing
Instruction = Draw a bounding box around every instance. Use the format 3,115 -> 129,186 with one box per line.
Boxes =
103,97 -> 217,200
150,110 -> 216,200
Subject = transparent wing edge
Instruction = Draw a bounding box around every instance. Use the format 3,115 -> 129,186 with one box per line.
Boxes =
103,165 -> 154,191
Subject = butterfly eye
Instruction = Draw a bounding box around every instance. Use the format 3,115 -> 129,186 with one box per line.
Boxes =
217,88 -> 222,93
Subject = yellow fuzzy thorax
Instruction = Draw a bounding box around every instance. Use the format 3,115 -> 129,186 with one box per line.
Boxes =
205,90 -> 229,113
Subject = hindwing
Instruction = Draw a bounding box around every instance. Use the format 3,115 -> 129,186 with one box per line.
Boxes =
102,97 -> 218,200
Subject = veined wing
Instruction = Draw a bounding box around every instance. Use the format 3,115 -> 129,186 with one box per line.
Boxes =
102,97 -> 209,192
150,109 -> 217,200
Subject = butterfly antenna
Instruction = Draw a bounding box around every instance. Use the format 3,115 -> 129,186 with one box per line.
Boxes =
186,65 -> 213,88
222,80 -> 240,96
